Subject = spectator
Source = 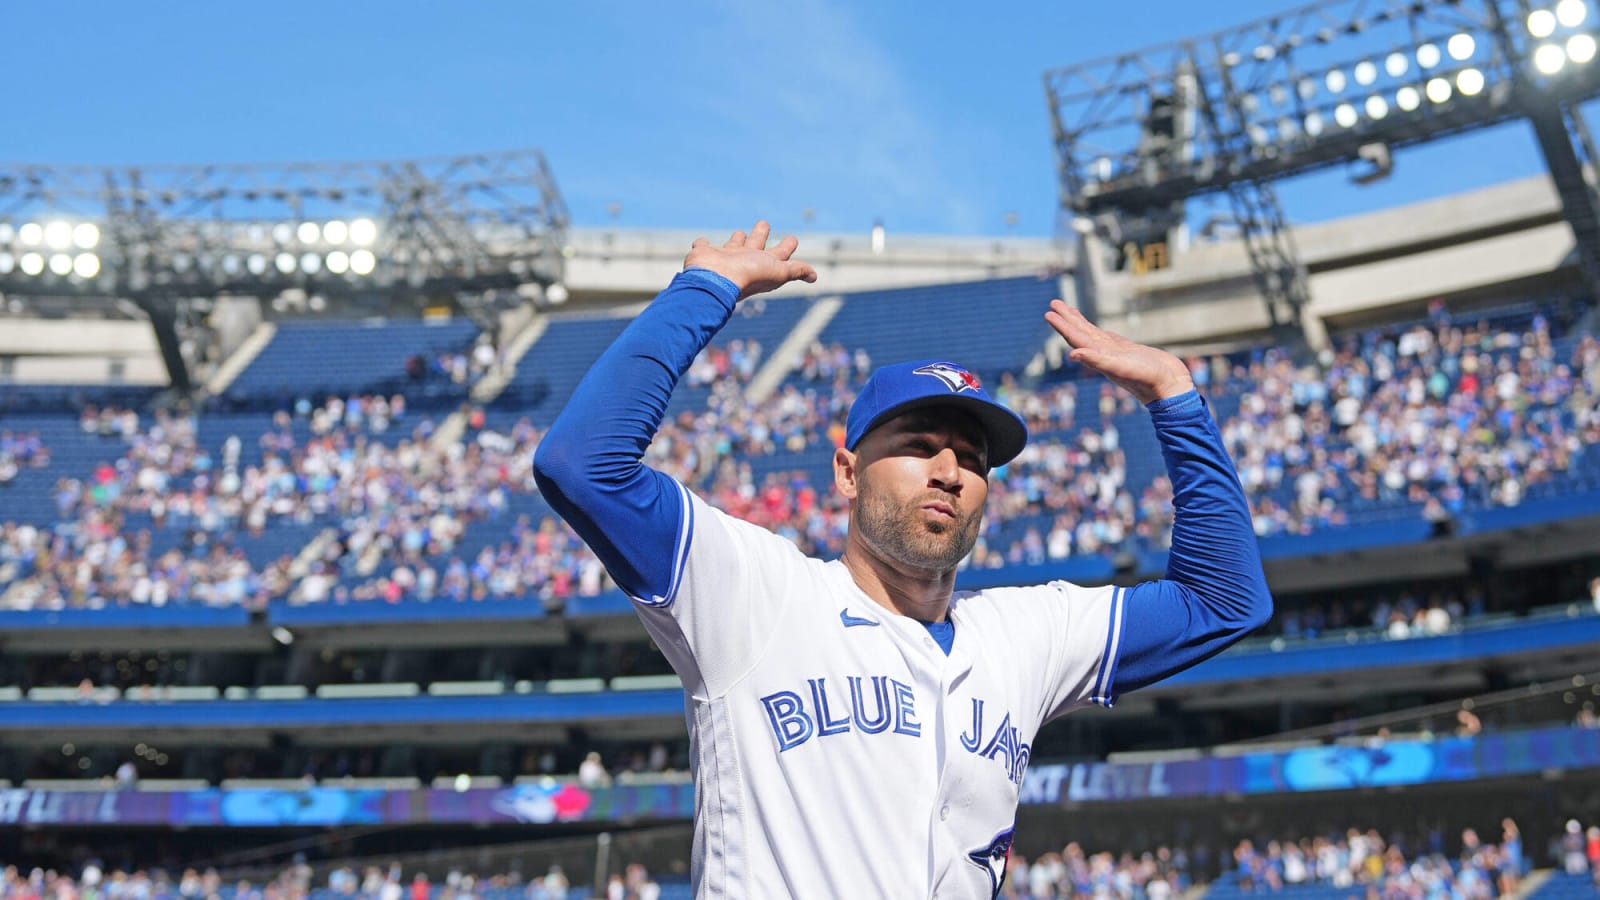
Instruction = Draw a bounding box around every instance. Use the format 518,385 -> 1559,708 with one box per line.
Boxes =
577,752 -> 608,789
1564,820 -> 1588,875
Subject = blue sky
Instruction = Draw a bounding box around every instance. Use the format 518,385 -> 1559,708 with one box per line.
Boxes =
0,1 -> 1567,236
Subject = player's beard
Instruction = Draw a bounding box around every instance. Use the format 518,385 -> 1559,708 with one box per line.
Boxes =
854,475 -> 982,573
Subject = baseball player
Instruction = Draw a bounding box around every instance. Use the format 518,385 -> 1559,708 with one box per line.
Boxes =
533,223 -> 1272,898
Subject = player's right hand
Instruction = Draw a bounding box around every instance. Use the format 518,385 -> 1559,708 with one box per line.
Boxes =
684,220 -> 818,301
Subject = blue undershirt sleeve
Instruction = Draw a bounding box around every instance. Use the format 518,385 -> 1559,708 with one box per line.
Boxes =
531,268 -> 739,604
1104,389 -> 1274,698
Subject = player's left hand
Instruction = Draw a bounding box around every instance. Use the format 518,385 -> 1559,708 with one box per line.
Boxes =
684,221 -> 818,301
1045,299 -> 1194,405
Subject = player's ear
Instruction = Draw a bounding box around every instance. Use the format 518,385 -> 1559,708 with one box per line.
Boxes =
833,446 -> 859,500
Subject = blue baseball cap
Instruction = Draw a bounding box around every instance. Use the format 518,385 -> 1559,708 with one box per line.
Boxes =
845,360 -> 1028,467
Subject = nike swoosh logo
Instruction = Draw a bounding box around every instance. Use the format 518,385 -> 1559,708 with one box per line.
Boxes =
840,609 -> 880,628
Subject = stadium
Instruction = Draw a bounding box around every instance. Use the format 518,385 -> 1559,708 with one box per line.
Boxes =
2,0 -> 1600,897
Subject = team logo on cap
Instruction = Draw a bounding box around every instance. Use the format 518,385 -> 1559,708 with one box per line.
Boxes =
913,362 -> 982,393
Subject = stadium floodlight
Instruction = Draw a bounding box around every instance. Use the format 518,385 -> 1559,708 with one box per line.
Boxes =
1326,69 -> 1348,92
349,217 -> 378,246
1427,76 -> 1454,102
1558,0 -> 1588,27
1535,42 -> 1569,73
1366,96 -> 1390,119
1397,85 -> 1423,111
1335,103 -> 1359,127
1448,33 -> 1477,60
44,221 -> 73,251
1297,78 -> 1317,101
0,253 -> 12,274
1530,9 -> 1559,37
1278,117 -> 1299,140
1386,52 -> 1409,77
1417,43 -> 1442,68
326,250 -> 350,274
1,146 -> 568,405
1305,111 -> 1326,136
1458,67 -> 1486,94
1570,33 -> 1598,62
1354,60 -> 1378,85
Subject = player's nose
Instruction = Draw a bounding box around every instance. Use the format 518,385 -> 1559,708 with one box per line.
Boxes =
927,447 -> 962,493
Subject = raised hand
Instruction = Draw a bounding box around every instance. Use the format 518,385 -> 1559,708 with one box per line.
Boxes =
1045,299 -> 1195,405
684,221 -> 819,301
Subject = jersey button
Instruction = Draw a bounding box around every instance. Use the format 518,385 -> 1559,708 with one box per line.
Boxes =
939,805 -> 950,820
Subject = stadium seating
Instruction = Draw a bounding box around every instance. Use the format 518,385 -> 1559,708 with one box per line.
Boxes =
2,283 -> 1597,618
227,318 -> 482,404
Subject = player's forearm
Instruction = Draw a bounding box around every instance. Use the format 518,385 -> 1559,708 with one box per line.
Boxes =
1109,390 -> 1273,694
1150,390 -> 1270,621
532,268 -> 738,598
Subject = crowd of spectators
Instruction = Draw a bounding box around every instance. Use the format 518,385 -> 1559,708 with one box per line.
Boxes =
1224,307 -> 1599,537
1002,843 -> 1189,900
6,818 -> 1599,900
404,336 -> 505,391
1219,824 -> 1518,898
0,859 -> 667,900
0,430 -> 49,485
1,299 -> 1597,614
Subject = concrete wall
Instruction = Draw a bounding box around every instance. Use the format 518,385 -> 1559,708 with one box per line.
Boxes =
0,319 -> 160,356
561,176 -> 1575,350
0,319 -> 167,386
563,227 -> 1071,304
1095,175 -> 1573,347
5,354 -> 168,385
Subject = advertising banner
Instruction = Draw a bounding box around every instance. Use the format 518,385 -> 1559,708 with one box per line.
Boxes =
4,725 -> 1595,825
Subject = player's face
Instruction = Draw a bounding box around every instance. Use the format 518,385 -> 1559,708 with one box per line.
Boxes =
846,409 -> 989,573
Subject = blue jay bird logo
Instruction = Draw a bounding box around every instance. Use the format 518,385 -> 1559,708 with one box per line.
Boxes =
968,827 -> 1015,898
913,362 -> 983,392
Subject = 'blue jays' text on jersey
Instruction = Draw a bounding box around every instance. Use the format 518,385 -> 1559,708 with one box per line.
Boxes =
630,487 -> 1122,899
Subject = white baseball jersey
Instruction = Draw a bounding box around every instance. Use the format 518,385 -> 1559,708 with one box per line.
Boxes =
631,486 -> 1124,899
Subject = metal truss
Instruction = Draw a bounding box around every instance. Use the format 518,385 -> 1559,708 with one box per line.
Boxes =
0,150 -> 568,301
0,150 -> 570,393
1045,0 -> 1600,334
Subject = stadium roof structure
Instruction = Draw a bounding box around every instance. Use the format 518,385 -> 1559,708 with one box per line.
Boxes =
0,150 -> 569,391
1046,0 -> 1600,347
